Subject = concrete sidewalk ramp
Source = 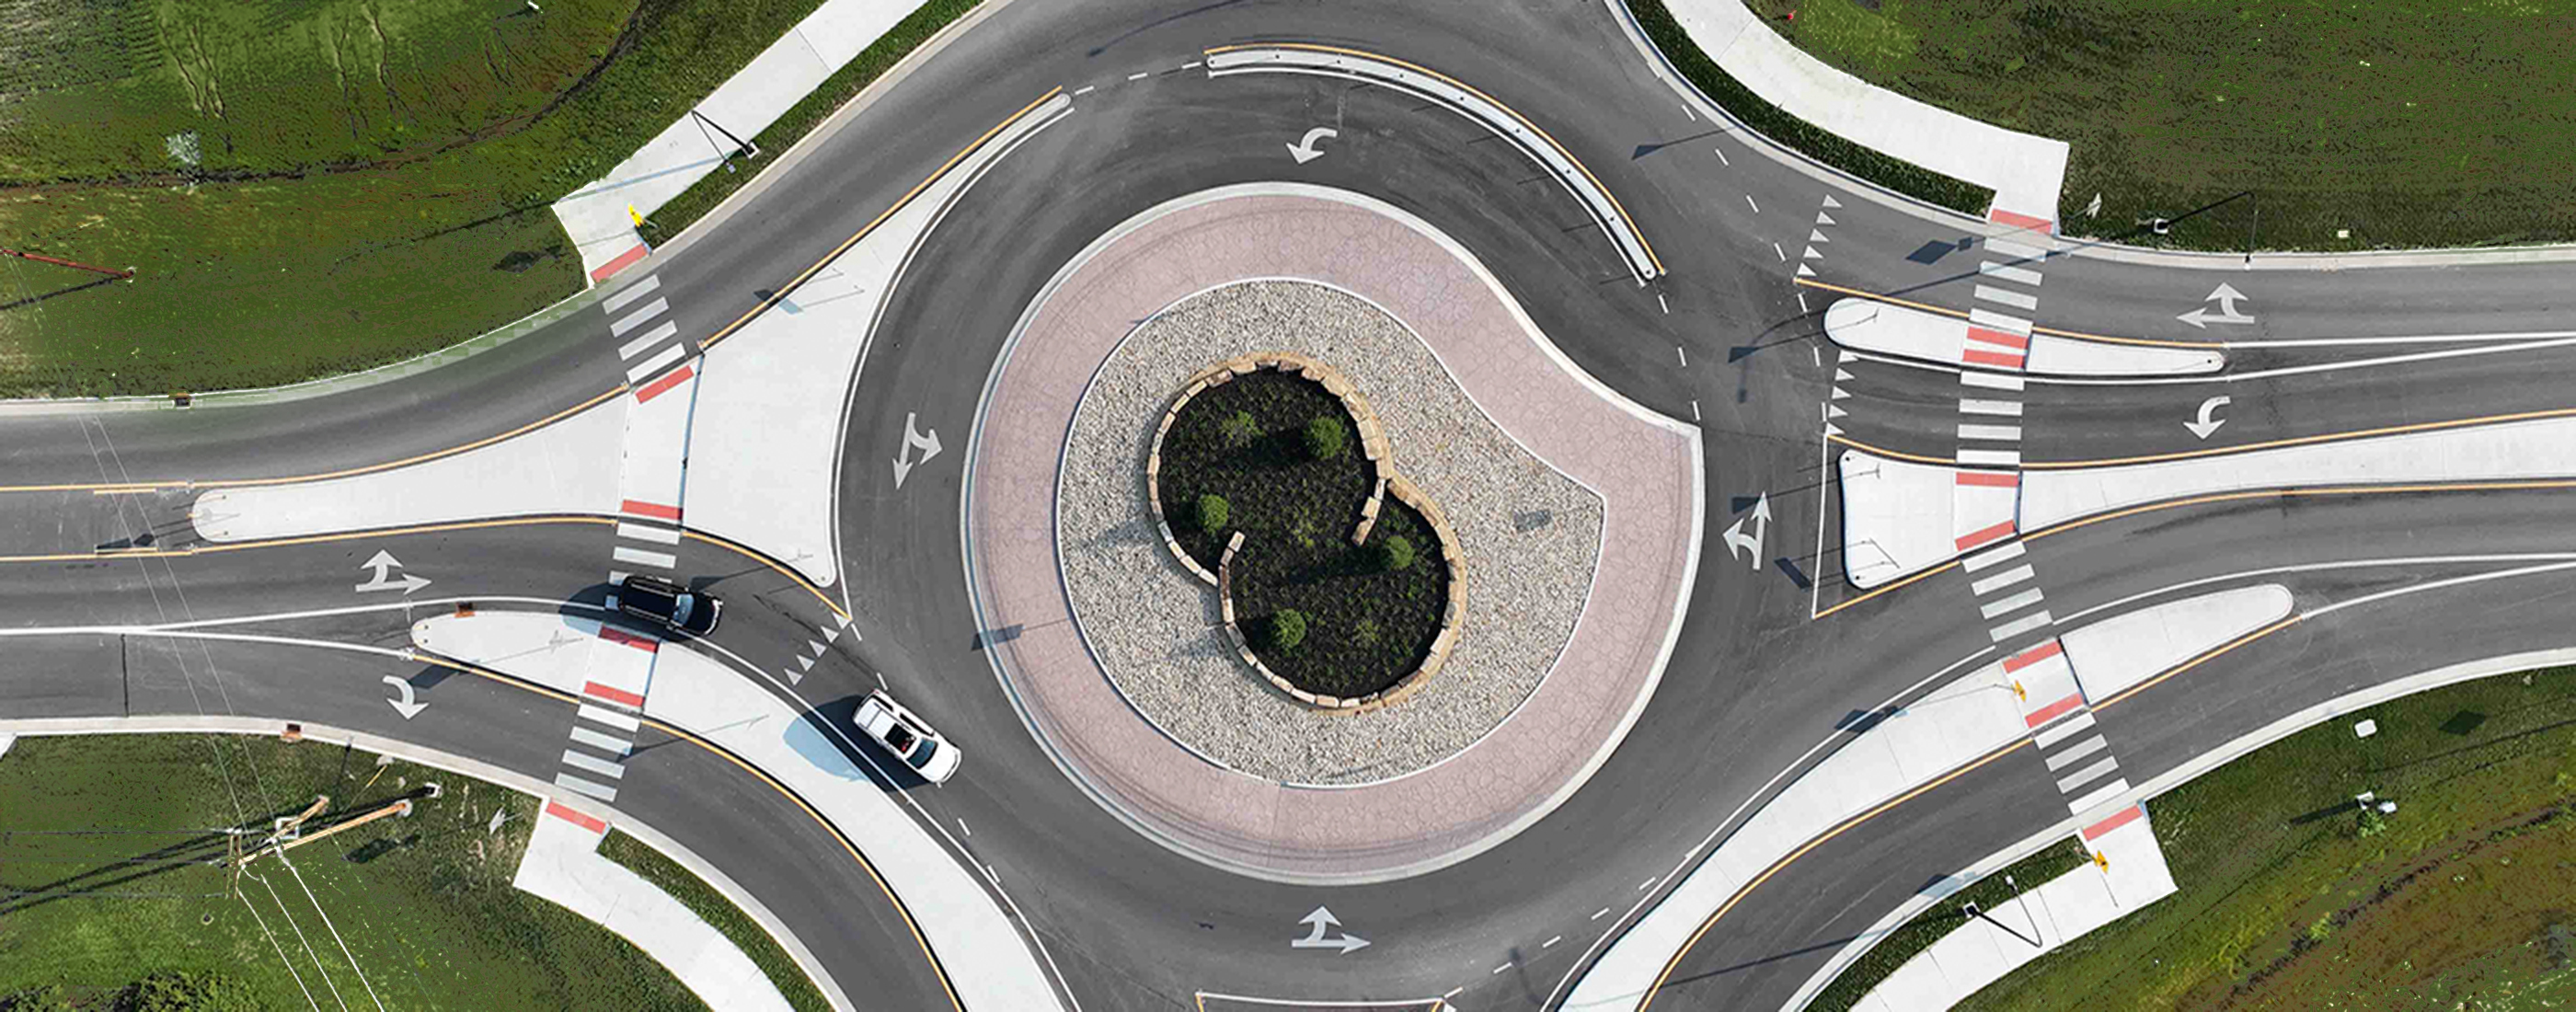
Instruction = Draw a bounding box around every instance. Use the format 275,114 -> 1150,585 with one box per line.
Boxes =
1824,298 -> 2222,377
2059,584 -> 2294,702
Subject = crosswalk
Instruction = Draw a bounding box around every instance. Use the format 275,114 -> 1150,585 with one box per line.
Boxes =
604,273 -> 697,404
2007,638 -> 2133,815
549,625 -> 661,803
1953,207 -> 2060,645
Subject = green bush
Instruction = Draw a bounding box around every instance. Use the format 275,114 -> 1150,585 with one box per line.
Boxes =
0,984 -> 65,1012
1267,609 -> 1309,652
1381,534 -> 1419,571
121,972 -> 255,1012
1305,415 -> 1350,460
1219,410 -> 1261,449
1196,494 -> 1231,533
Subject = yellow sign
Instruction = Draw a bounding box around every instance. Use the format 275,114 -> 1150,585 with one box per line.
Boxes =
627,205 -> 646,228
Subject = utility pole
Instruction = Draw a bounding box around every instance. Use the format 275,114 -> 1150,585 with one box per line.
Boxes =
690,109 -> 759,165
1,247 -> 133,279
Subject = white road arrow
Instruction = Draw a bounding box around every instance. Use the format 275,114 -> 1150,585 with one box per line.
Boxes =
354,550 -> 431,594
891,412 -> 944,489
2185,395 -> 2231,440
382,675 -> 427,719
1291,906 -> 1370,954
1721,492 -> 1771,569
2176,282 -> 2256,328
1286,127 -> 1338,165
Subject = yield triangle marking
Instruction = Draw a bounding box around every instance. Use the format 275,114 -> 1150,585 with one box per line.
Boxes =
1834,368 -> 1853,381
1802,247 -> 1823,259
797,655 -> 817,671
1809,229 -> 1830,243
1827,404 -> 1848,419
783,668 -> 803,685
1816,211 -> 1836,225
806,639 -> 828,657
1822,194 -> 1843,208
1796,263 -> 1817,277
1831,385 -> 1850,400
1825,421 -> 1845,436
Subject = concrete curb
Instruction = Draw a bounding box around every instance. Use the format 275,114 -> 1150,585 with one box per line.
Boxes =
0,716 -> 854,1012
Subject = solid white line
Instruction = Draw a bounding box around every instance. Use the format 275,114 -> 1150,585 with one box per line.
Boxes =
602,274 -> 661,313
2058,553 -> 2576,630
1978,261 -> 2044,286
1974,285 -> 2039,311
1958,423 -> 2024,442
612,546 -> 676,569
1986,237 -> 2050,260
1967,308 -> 2032,335
615,522 -> 682,545
609,297 -> 670,338
1979,588 -> 2046,619
1961,540 -> 2027,573
555,772 -> 617,801
560,749 -> 626,779
568,727 -> 632,756
2305,558 -> 2576,622
1971,564 -> 2035,596
1959,448 -> 2022,466
577,704 -> 641,733
2032,710 -> 2097,749
1989,610 -> 2053,641
2064,777 -> 2129,814
2054,756 -> 2120,793
1850,336 -> 2576,388
1959,398 -> 2023,417
2045,735 -> 2109,770
617,320 -> 679,361
1960,370 -> 2026,392
625,342 -> 685,384
1193,994 -> 1451,1008
1811,402 -> 1831,618
2235,327 -> 2576,349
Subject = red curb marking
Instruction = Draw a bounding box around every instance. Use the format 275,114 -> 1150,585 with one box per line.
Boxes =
581,681 -> 648,708
2004,638 -> 2065,673
2024,692 -> 2085,729
2082,803 -> 2146,841
544,800 -> 609,834
634,363 -> 695,404
1967,326 -> 2031,351
1955,519 -> 2018,552
1962,348 -> 2026,369
620,499 -> 683,522
595,627 -> 660,652
1988,208 -> 2054,233
1956,470 -> 2020,488
589,243 -> 651,282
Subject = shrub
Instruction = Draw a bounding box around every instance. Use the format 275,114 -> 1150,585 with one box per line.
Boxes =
1219,410 -> 1261,449
1305,415 -> 1349,460
121,972 -> 255,1012
1267,609 -> 1309,652
1196,494 -> 1230,532
1381,534 -> 1418,571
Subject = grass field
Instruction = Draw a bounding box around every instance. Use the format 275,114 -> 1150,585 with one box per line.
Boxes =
1807,835 -> 2093,1012
1746,0 -> 2576,250
0,732 -> 706,1010
1923,665 -> 2576,1009
0,0 -> 940,397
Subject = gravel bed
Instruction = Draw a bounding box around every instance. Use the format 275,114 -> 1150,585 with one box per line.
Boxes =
1057,280 -> 1602,785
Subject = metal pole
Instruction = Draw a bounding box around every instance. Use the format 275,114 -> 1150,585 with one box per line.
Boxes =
1,247 -> 133,279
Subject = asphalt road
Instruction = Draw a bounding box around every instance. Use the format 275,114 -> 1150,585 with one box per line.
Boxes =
2,1 -> 2570,1011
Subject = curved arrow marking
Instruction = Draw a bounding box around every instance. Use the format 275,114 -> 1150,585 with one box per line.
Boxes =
2185,395 -> 2230,440
1292,905 -> 1370,953
1287,126 -> 1338,165
354,549 -> 431,594
1721,492 -> 1771,569
382,674 -> 427,719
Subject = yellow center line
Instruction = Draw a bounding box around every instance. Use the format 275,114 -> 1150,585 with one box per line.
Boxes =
1204,41 -> 1664,275
1795,277 -> 2224,350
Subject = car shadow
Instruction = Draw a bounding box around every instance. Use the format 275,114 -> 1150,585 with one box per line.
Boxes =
786,692 -> 930,793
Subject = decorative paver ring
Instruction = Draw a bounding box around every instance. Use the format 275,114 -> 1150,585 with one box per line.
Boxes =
1146,351 -> 1468,712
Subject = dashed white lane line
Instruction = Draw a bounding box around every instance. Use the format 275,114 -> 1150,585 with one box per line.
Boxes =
1970,564 -> 2036,595
577,704 -> 641,733
1957,422 -> 2024,442
615,522 -> 682,545
1978,588 -> 2046,619
1978,261 -> 2044,285
1592,907 -> 1612,920
1126,71 -> 1148,80
1444,986 -> 1465,1000
609,297 -> 670,338
1745,193 -> 1759,213
602,274 -> 662,313
1960,398 -> 2024,417
1544,935 -> 1563,949
1638,877 -> 1657,891
617,321 -> 679,361
1773,241 -> 1787,261
1690,399 -> 1702,422
1492,962 -> 1512,975
612,546 -> 677,569
1961,370 -> 2027,392
1073,85 -> 1095,96
625,342 -> 685,384
958,819 -> 972,837
1676,345 -> 1689,367
1181,60 -> 1202,70
568,727 -> 633,755
1711,146 -> 1729,166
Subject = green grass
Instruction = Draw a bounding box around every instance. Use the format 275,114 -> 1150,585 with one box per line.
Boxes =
1950,665 -> 2576,1009
1625,0 -> 1995,216
1157,370 -> 1451,700
1752,0 -> 2576,250
598,830 -> 832,1012
0,732 -> 707,1010
1806,836 -> 2094,1012
0,0 -> 952,397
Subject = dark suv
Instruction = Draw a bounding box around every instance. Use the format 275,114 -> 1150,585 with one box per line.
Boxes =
615,574 -> 722,636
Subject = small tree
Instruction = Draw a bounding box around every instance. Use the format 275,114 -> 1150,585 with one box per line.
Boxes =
1219,410 -> 1260,449
1196,493 -> 1230,532
1305,415 -> 1349,460
1380,534 -> 1418,571
1267,609 -> 1308,652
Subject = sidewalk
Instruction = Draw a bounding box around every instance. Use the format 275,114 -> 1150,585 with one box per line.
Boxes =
517,801 -> 794,1012
553,0 -> 928,282
1661,0 -> 2068,224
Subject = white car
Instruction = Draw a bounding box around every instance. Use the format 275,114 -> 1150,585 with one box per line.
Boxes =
854,690 -> 960,783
